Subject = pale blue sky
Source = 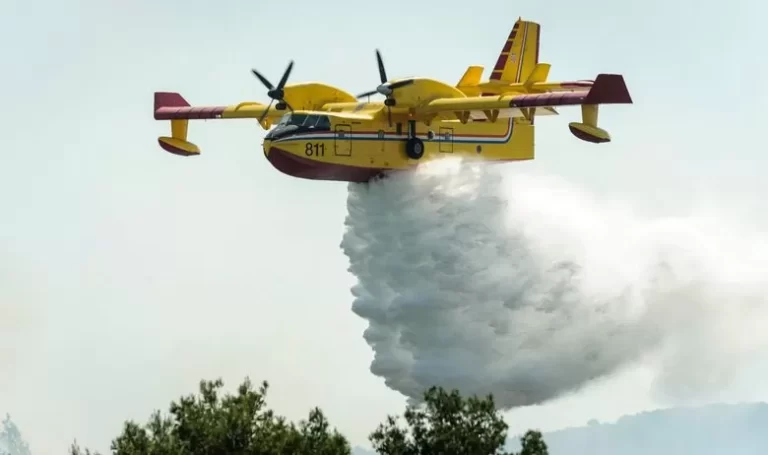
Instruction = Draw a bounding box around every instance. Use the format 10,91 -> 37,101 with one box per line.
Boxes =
2,0 -> 767,453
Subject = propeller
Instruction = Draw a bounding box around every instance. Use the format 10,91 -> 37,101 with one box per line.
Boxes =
356,49 -> 414,127
251,60 -> 295,123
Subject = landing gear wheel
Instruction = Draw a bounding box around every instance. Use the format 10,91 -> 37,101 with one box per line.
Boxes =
405,137 -> 424,160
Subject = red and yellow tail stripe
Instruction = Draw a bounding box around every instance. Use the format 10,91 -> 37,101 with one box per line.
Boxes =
490,19 -> 541,84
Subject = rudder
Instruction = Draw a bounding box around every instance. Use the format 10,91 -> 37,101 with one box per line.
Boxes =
490,19 -> 540,83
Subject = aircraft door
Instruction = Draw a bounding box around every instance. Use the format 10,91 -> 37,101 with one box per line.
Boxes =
335,124 -> 352,156
439,127 -> 454,153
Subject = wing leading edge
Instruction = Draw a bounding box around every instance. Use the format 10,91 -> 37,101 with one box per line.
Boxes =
417,73 -> 631,119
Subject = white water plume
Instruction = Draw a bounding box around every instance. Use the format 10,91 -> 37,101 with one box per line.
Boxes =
340,157 -> 768,409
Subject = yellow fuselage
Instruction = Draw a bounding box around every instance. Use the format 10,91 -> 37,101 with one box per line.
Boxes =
262,112 -> 534,182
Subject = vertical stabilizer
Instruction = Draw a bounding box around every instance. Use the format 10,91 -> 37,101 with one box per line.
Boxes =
490,18 -> 540,83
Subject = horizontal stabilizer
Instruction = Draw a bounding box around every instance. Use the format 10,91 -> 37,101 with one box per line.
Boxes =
524,63 -> 551,87
457,66 -> 484,87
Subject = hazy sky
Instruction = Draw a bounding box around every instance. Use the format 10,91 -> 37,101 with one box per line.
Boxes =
2,0 -> 767,453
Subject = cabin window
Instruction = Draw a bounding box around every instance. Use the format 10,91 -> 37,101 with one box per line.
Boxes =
302,115 -> 319,127
303,115 -> 331,130
277,113 -> 309,126
277,112 -> 331,130
290,114 -> 309,125
315,116 -> 331,129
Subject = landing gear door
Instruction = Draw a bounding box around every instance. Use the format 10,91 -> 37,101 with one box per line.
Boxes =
335,124 -> 352,156
439,127 -> 453,153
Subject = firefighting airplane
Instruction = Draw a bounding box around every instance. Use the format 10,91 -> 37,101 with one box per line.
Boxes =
153,18 -> 632,183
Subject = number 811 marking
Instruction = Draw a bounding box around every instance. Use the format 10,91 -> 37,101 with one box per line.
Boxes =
305,142 -> 325,157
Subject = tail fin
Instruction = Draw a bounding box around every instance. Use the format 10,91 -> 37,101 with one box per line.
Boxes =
457,65 -> 484,87
490,18 -> 540,83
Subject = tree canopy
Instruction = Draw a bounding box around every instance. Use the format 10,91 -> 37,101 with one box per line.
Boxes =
70,377 -> 548,455
70,377 -> 350,455
0,415 -> 31,455
369,386 -> 548,455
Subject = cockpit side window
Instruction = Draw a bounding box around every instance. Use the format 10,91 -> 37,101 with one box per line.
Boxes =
277,113 -> 292,126
290,114 -> 308,125
302,115 -> 319,127
275,113 -> 331,131
315,116 -> 331,130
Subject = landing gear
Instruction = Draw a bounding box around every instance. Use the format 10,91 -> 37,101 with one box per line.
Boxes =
405,137 -> 424,159
404,120 -> 424,160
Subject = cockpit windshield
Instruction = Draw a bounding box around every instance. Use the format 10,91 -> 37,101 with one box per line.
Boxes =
276,113 -> 331,130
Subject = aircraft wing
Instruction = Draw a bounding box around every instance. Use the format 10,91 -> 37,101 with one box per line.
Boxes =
153,92 -> 288,156
414,73 -> 631,121
154,93 -> 289,129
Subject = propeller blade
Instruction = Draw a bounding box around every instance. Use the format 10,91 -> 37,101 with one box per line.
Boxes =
277,60 -> 294,90
358,49 -> 411,122
356,89 -> 379,98
375,49 -> 387,84
253,59 -> 294,111
251,69 -> 274,90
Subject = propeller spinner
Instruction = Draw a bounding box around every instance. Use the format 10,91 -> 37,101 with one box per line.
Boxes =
356,50 -> 414,126
251,60 -> 295,123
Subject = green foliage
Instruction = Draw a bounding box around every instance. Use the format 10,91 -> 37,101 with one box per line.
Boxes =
69,440 -> 99,455
71,377 -> 549,455
0,415 -> 31,455
71,377 -> 350,455
518,429 -> 549,455
369,386 -> 513,455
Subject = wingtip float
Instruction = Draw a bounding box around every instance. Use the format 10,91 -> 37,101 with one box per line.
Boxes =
152,18 -> 632,183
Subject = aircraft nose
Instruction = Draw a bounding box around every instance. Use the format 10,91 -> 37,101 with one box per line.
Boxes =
262,138 -> 272,156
